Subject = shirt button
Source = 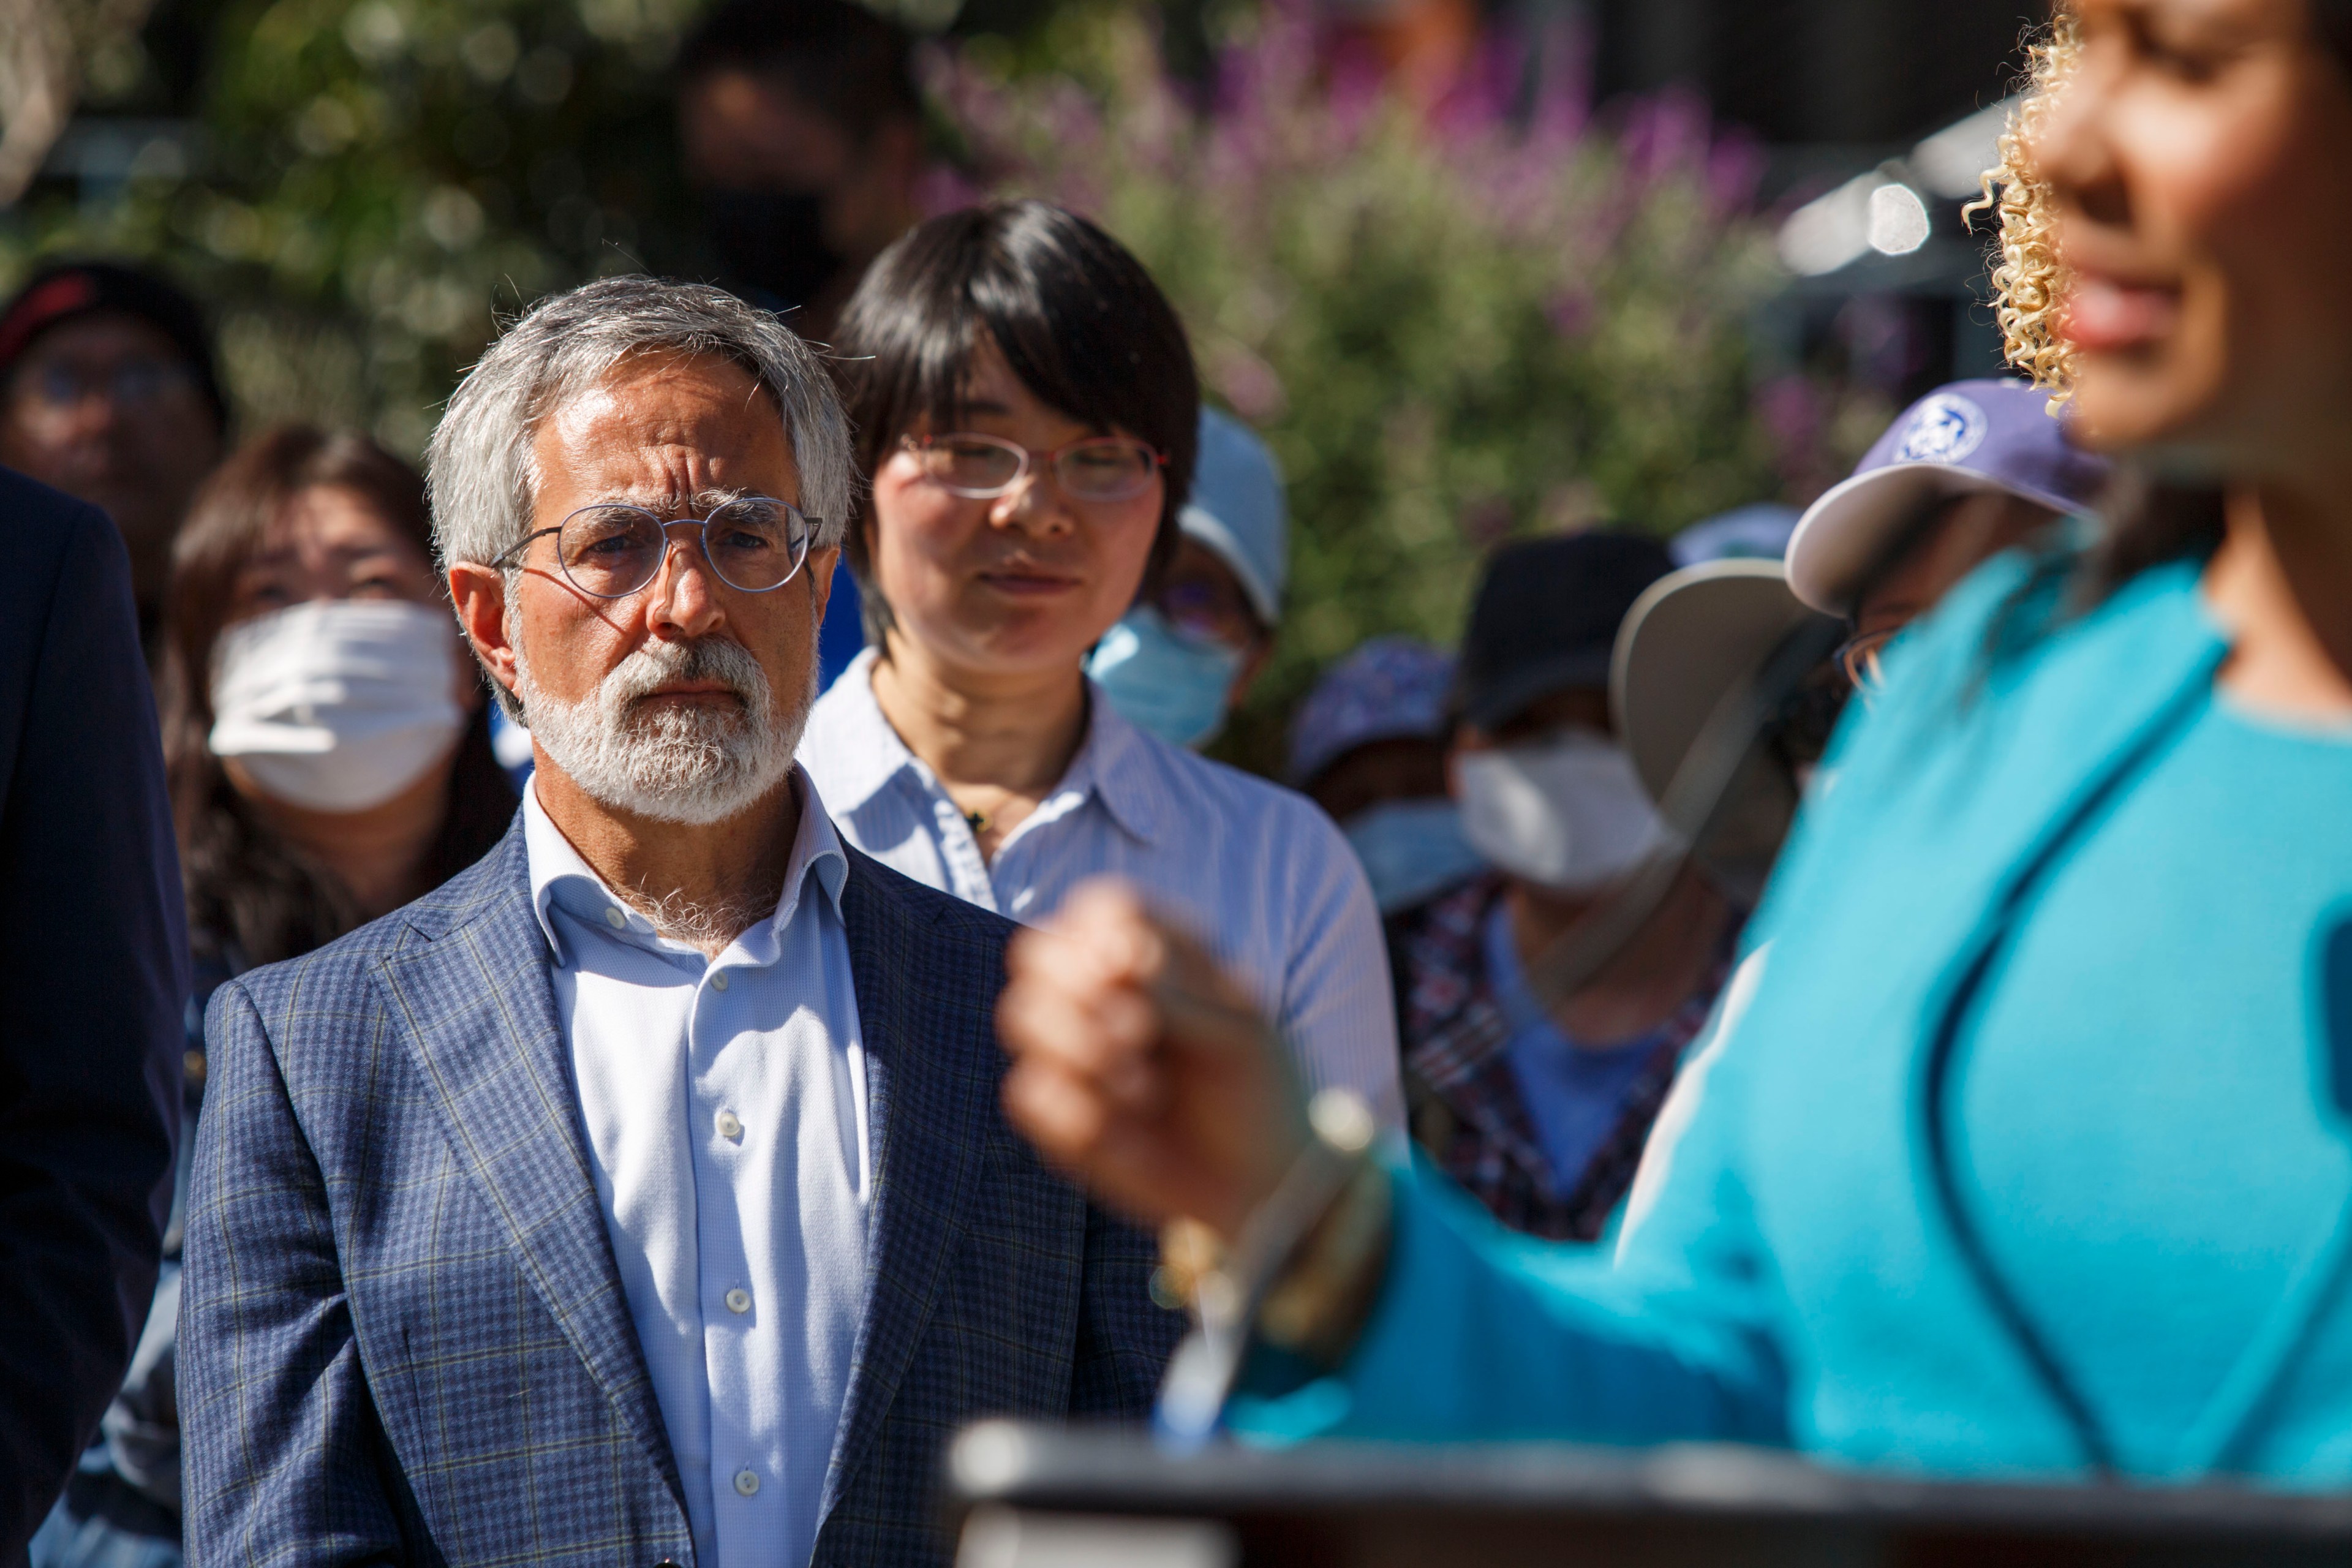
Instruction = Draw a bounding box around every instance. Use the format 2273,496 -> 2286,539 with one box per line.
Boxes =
603,907 -> 627,930
733,1468 -> 760,1497
725,1286 -> 752,1314
715,1110 -> 743,1141
710,970 -> 729,992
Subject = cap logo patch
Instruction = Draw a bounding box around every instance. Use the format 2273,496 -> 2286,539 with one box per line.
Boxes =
1896,393 -> 1988,466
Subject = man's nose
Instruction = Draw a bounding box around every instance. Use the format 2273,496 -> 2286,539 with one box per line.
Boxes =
644,530 -> 726,637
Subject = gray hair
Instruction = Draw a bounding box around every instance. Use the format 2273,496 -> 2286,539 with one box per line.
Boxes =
426,276 -> 855,571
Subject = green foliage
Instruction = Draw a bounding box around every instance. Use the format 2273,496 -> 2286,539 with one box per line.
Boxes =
6,0 -> 1836,774
939,6 -> 1811,769
4,0 -> 704,451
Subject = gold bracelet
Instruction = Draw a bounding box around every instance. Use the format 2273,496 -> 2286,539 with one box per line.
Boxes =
1149,1090 -> 1389,1444
1152,1217 -> 1225,1313
1256,1155 -> 1393,1367
1151,1091 -> 1392,1359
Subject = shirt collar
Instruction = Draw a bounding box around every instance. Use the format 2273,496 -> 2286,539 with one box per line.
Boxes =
522,764 -> 848,967
814,646 -> 1164,848
1061,680 -> 1164,846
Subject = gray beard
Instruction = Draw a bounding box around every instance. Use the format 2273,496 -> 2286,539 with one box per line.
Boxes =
515,634 -> 813,828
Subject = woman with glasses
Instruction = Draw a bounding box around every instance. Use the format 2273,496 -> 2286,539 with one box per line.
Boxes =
32,426 -> 514,1568
995,0 -> 2352,1484
797,200 -> 1403,1129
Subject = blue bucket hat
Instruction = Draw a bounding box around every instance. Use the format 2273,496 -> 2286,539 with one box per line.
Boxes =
1286,636 -> 1455,789
1785,379 -> 2112,613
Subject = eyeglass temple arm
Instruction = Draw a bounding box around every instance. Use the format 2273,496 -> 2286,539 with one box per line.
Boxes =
489,526 -> 567,571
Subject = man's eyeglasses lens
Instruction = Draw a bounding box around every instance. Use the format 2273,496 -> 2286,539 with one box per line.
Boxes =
919,434 -> 1159,502
557,500 -> 811,597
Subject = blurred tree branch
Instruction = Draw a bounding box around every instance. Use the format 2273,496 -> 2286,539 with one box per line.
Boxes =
0,0 -> 159,203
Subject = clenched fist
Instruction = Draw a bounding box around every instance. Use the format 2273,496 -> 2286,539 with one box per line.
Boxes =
997,880 -> 1310,1242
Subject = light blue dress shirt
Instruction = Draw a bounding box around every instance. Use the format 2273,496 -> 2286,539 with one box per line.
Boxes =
799,649 -> 1404,1129
524,771 -> 868,1568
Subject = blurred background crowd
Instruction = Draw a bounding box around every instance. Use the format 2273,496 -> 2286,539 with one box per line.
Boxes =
1,0 -> 2043,772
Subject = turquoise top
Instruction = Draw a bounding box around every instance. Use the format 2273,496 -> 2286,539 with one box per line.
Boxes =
1234,551 -> 2352,1484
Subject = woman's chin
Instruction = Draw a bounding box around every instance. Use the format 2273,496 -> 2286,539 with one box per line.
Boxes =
921,622 -> 1106,687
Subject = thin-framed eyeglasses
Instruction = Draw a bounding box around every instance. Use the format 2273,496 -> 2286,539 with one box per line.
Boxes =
1836,626 -> 1898,699
492,497 -> 818,599
14,357 -> 195,416
1152,564 -> 1263,654
906,431 -> 1165,503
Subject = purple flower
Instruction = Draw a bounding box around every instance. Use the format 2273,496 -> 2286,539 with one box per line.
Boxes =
1545,287 -> 1596,337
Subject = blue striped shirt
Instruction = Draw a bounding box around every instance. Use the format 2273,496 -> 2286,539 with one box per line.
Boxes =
799,650 -> 1404,1129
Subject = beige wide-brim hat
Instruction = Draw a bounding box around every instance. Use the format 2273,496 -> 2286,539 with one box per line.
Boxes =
1610,559 -> 1839,899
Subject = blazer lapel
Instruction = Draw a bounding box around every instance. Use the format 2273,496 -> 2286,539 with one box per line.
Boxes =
820,854 -> 997,1525
372,829 -> 688,1517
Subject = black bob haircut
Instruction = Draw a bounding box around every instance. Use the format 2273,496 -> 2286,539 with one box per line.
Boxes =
829,200 -> 1200,622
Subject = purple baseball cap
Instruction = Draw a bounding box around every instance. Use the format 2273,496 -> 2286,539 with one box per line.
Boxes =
1286,636 -> 1455,789
1785,379 -> 2111,613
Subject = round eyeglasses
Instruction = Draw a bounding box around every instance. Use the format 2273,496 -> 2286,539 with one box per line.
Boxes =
908,431 -> 1165,503
494,498 -> 818,598
1835,625 -> 1897,698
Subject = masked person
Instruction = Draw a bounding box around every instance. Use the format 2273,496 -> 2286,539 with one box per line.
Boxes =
1086,407 -> 1284,749
1287,636 -> 1485,916
31,428 -> 516,1568
0,262 -> 228,654
798,200 -> 1403,1130
1380,532 -> 1738,1241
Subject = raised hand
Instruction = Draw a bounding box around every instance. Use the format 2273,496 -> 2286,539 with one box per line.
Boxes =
997,879 -> 1309,1242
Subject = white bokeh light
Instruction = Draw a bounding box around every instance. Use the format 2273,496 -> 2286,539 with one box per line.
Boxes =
1866,182 -> 1932,256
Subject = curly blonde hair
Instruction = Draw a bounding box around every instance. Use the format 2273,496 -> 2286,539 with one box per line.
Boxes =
1969,7 -> 2081,396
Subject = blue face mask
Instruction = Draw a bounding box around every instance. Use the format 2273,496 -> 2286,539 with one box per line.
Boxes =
1341,797 -> 1489,913
1086,608 -> 1243,750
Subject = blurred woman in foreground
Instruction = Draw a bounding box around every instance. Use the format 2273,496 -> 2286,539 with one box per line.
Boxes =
34,427 -> 514,1567
997,0 -> 2352,1482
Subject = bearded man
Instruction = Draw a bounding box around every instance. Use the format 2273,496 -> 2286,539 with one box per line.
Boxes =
178,278 -> 1177,1568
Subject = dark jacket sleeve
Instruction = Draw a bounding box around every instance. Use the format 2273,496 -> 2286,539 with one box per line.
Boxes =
0,473 -> 187,1558
181,980 -> 409,1567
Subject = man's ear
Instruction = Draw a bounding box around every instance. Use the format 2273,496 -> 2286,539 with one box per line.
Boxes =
448,563 -> 519,701
804,543 -> 840,625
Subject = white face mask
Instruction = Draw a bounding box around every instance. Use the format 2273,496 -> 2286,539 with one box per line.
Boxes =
209,600 -> 467,813
1455,729 -> 1677,894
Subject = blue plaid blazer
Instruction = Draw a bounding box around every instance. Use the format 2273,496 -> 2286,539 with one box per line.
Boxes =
180,820 -> 1178,1567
